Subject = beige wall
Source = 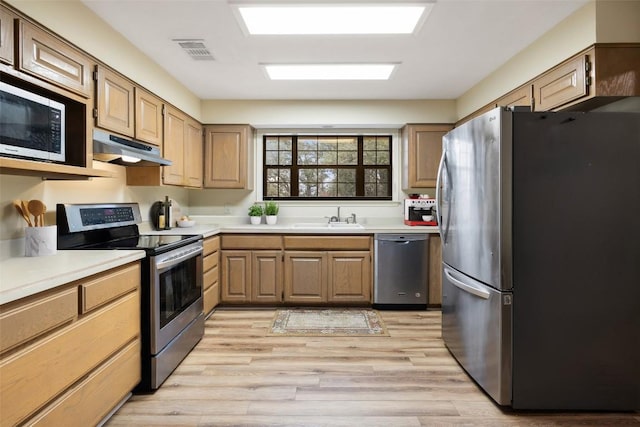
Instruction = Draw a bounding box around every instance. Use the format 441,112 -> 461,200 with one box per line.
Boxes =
456,0 -> 640,119
5,0 -> 201,120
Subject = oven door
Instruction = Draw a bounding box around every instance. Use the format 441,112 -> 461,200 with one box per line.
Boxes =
150,241 -> 203,355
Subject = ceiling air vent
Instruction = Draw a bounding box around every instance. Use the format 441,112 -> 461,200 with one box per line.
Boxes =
173,39 -> 214,61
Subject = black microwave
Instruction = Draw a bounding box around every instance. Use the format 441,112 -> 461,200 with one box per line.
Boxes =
0,81 -> 65,162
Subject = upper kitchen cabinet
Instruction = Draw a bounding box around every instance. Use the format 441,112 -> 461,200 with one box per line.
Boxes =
0,6 -> 15,65
204,125 -> 254,189
95,65 -> 135,136
17,20 -> 93,98
127,106 -> 203,188
536,44 -> 640,111
401,124 -> 453,190
496,85 -> 532,109
134,87 -> 163,146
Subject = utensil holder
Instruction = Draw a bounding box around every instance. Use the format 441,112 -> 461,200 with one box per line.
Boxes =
25,226 -> 57,257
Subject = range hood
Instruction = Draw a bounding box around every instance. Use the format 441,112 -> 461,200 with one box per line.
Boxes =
93,129 -> 172,166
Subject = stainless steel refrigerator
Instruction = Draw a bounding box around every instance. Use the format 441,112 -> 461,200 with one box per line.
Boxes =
437,107 -> 639,410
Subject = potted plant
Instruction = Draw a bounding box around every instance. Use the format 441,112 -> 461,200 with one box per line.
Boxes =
264,201 -> 279,225
248,203 -> 263,225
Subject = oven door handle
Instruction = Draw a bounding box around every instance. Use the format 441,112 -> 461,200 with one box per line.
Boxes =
156,245 -> 203,270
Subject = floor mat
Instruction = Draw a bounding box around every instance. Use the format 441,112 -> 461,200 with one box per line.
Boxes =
268,308 -> 389,336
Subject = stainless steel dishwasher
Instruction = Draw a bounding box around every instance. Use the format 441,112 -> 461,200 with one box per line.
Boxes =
374,233 -> 429,309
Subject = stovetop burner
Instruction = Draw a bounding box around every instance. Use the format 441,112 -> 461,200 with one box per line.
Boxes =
93,234 -> 201,252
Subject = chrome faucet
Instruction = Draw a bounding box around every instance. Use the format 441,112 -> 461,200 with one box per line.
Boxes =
347,213 -> 357,224
328,207 -> 341,223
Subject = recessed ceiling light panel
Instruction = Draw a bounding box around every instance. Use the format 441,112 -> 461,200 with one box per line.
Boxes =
234,3 -> 432,35
264,63 -> 397,80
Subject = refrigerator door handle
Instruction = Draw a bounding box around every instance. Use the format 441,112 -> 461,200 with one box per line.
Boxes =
444,268 -> 490,299
436,150 -> 452,243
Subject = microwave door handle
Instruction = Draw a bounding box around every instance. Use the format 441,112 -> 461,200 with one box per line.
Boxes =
156,246 -> 202,270
445,268 -> 490,299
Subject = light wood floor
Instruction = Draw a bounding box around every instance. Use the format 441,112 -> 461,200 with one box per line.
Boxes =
106,309 -> 639,426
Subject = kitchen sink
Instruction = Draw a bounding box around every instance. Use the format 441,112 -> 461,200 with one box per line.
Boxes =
290,222 -> 364,229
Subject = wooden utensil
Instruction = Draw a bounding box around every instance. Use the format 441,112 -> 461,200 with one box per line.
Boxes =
13,199 -> 33,227
28,200 -> 46,227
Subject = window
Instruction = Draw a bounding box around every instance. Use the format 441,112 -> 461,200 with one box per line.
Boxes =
263,134 -> 392,200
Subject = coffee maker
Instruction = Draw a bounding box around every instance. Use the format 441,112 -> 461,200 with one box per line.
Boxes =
404,198 -> 437,226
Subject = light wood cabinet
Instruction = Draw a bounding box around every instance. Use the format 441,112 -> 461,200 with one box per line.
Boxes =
428,234 -> 442,306
203,236 -> 220,315
162,105 -> 186,185
401,124 -> 453,190
204,125 -> 254,189
0,6 -> 15,65
0,262 -> 141,426
284,251 -> 327,304
496,85 -> 532,109
95,65 -> 135,136
533,53 -> 588,111
184,118 -> 204,188
18,20 -> 93,97
134,87 -> 163,146
220,235 -> 283,304
327,251 -> 371,303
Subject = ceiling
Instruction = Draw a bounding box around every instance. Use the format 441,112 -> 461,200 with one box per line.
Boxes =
82,0 -> 588,101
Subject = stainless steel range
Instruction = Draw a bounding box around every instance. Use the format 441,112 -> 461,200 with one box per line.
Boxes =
56,203 -> 204,391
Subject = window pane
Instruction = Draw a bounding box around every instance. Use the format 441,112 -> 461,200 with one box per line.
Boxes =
265,137 -> 279,150
319,183 -> 337,197
279,137 -> 292,150
265,151 -> 278,165
299,168 -> 317,182
266,183 -> 279,197
363,136 -> 376,150
337,151 -> 357,165
266,168 -> 279,182
338,138 -> 357,151
337,168 -> 355,182
377,184 -> 388,197
298,151 -> 317,165
318,168 -> 337,183
338,183 -> 356,197
364,183 -> 376,197
377,137 -> 390,151
318,150 -> 337,165
377,169 -> 388,182
299,183 -> 317,197
377,151 -> 390,165
363,151 -> 376,165
280,151 -> 292,165
298,137 -> 317,151
279,169 -> 290,181
279,184 -> 290,197
318,136 -> 337,151
364,168 -> 376,182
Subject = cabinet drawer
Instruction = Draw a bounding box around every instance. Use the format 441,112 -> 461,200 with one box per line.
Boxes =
203,265 -> 219,290
203,236 -> 220,255
222,234 -> 282,250
79,262 -> 140,314
0,291 -> 140,426
203,251 -> 219,272
18,20 -> 93,97
203,282 -> 219,315
0,286 -> 77,355
284,235 -> 371,250
28,339 -> 140,427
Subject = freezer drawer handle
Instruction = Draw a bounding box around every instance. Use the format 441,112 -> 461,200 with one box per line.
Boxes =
445,269 -> 490,299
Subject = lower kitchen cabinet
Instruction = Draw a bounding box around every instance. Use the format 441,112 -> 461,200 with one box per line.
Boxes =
202,236 -> 220,315
328,251 -> 371,303
252,251 -> 283,303
283,251 -> 327,303
0,262 -> 141,426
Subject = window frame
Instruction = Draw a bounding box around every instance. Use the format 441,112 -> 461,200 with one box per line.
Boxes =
262,134 -> 393,201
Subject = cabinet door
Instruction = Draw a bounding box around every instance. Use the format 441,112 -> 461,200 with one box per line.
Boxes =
204,125 -> 252,189
96,65 -> 134,136
496,85 -> 532,108
134,87 -> 163,146
533,54 -> 589,111
252,251 -> 283,303
18,20 -> 93,97
0,6 -> 14,65
184,119 -> 203,188
428,234 -> 442,306
327,251 -> 371,303
402,124 -> 452,189
283,251 -> 326,303
220,251 -> 251,303
162,105 -> 186,186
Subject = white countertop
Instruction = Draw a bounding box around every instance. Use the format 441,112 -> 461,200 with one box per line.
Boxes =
0,249 -> 145,305
1,219 -> 438,305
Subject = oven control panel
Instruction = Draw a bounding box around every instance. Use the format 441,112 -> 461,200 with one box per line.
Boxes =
58,203 -> 142,233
